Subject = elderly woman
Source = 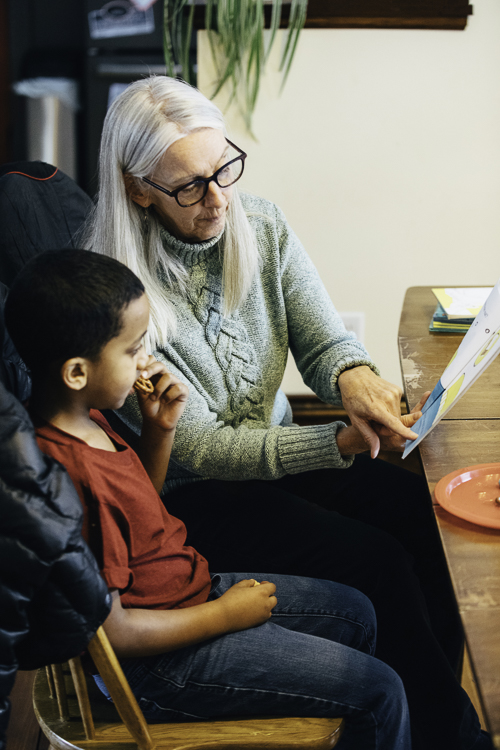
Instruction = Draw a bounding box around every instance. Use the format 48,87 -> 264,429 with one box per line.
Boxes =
83,76 -> 488,750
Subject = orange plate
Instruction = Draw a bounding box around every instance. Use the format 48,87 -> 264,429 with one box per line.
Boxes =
434,463 -> 500,529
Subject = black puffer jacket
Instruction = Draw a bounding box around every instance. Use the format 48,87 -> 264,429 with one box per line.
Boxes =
0,282 -> 30,401
0,303 -> 111,748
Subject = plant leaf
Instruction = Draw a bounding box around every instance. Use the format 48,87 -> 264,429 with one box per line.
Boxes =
169,0 -> 308,132
163,0 -> 176,78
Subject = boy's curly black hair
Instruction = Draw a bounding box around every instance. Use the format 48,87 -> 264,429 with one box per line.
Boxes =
5,249 -> 145,380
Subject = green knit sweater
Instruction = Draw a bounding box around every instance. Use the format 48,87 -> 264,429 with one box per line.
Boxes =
118,193 -> 378,488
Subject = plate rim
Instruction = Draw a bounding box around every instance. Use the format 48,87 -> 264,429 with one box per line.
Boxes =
434,462 -> 500,529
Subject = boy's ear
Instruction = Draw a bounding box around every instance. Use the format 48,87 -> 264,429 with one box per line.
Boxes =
61,358 -> 89,391
123,173 -> 153,208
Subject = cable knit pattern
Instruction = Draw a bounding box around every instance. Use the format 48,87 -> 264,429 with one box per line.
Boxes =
191,271 -> 266,424
117,193 -> 379,487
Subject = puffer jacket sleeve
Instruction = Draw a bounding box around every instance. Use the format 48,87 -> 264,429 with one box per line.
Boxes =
0,382 -> 111,749
0,282 -> 31,403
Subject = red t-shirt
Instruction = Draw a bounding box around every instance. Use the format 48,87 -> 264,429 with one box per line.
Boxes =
34,410 -> 211,611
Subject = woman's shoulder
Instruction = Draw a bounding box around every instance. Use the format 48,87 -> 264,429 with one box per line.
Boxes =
239,192 -> 298,264
240,192 -> 286,227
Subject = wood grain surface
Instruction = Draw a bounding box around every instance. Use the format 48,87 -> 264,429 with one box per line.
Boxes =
398,287 -> 500,748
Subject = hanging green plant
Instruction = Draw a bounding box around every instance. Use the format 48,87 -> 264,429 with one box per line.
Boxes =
163,0 -> 308,131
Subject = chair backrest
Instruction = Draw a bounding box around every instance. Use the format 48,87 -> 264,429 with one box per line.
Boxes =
87,627 -> 155,750
35,626 -> 345,750
0,161 -> 92,288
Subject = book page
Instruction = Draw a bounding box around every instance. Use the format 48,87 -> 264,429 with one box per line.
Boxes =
403,280 -> 500,458
432,287 -> 492,319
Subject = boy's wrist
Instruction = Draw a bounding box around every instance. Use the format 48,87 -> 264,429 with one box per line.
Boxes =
210,596 -> 236,634
141,417 -> 177,436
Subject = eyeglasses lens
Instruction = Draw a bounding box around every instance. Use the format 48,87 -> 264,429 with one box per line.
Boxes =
177,183 -> 206,207
177,157 -> 244,207
218,158 -> 244,187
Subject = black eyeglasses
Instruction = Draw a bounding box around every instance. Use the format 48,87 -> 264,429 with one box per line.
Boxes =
142,138 -> 247,208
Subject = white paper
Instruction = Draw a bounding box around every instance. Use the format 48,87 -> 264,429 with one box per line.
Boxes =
403,279 -> 500,457
432,287 -> 492,319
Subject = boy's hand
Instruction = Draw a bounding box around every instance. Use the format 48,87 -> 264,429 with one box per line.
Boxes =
136,356 -> 189,432
216,579 -> 277,633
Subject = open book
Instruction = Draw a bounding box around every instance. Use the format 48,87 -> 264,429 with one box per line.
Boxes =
403,281 -> 500,458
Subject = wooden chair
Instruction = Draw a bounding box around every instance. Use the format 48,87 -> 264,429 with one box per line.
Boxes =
33,626 -> 345,750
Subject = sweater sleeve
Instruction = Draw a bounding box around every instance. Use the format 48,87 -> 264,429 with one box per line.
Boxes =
274,203 -> 379,403
119,350 -> 354,482
175,365 -> 356,480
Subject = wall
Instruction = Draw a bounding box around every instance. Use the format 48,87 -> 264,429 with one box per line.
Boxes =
197,0 -> 500,395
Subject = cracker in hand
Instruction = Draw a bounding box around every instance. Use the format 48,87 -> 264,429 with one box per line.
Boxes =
134,376 -> 154,394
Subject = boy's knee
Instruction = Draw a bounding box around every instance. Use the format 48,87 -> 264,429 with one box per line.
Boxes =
344,584 -> 376,621
326,582 -> 377,646
298,577 -> 378,655
345,586 -> 377,655
373,661 -> 408,715
284,575 -> 376,623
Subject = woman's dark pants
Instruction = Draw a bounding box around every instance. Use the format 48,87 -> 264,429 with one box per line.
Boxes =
165,455 -> 485,750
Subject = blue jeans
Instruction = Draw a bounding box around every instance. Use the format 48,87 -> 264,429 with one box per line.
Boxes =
108,574 -> 411,750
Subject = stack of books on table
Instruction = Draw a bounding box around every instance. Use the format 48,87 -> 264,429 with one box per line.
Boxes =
429,287 -> 493,333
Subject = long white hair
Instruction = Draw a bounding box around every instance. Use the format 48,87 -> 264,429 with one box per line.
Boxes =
81,76 -> 259,352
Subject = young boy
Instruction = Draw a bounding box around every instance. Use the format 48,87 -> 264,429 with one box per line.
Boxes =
5,249 -> 415,750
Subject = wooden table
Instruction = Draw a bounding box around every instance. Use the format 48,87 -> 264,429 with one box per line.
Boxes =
399,287 -> 500,748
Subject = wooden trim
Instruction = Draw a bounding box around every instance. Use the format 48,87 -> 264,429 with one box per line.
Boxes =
194,0 -> 473,30
302,0 -> 472,29
303,16 -> 469,30
87,627 -> 155,750
288,394 -> 349,426
288,393 -> 408,427
68,658 -> 96,741
50,665 -> 69,722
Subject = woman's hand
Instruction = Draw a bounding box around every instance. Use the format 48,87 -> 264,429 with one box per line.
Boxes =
336,391 -> 431,456
217,579 -> 277,633
373,391 -> 431,452
337,365 -> 418,458
136,355 -> 189,433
